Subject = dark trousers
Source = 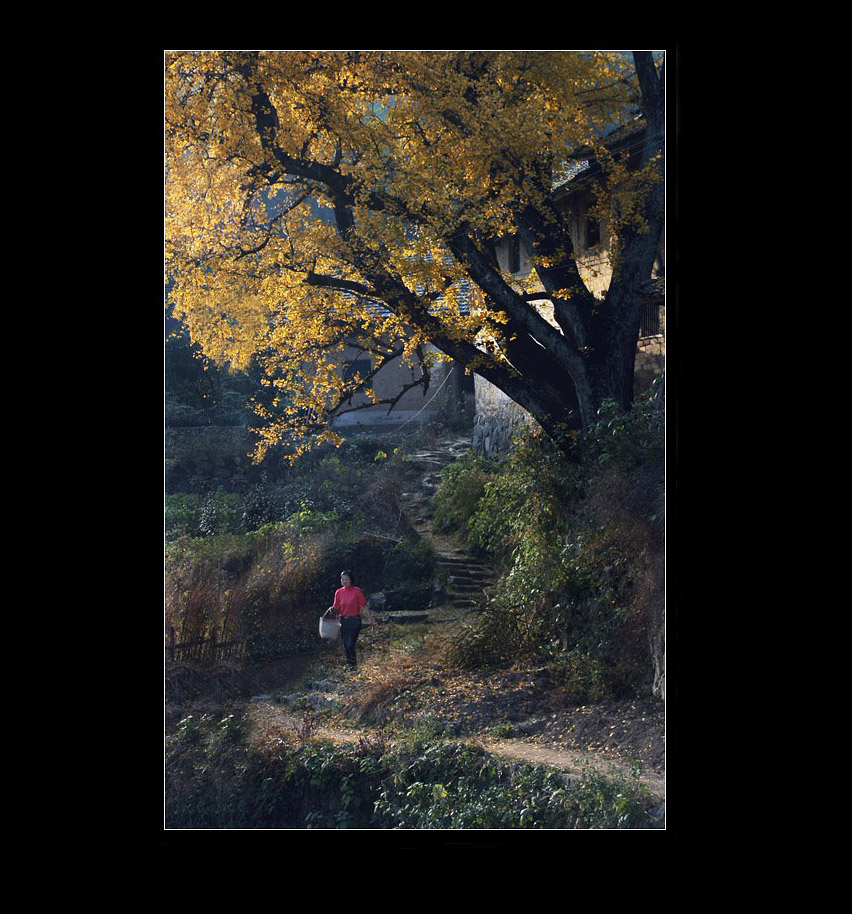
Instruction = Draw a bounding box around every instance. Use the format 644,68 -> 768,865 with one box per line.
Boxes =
340,616 -> 362,669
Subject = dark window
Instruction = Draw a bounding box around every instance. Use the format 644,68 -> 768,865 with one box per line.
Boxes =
585,218 -> 600,249
343,358 -> 371,382
639,303 -> 661,338
509,236 -> 521,273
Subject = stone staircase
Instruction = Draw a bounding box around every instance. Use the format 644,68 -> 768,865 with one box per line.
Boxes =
383,435 -> 491,624
435,551 -> 491,613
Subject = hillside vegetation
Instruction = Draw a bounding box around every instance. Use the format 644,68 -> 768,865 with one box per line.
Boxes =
164,381 -> 665,830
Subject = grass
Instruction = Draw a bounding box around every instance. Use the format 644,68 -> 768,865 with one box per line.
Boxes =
165,707 -> 654,829
165,620 -> 662,830
165,413 -> 665,829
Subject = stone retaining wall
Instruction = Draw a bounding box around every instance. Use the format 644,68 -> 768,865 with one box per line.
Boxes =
472,378 -> 536,458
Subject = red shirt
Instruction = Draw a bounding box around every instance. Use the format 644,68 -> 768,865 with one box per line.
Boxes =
334,585 -> 367,618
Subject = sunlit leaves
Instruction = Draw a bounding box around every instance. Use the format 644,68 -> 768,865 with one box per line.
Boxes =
165,50 -> 650,458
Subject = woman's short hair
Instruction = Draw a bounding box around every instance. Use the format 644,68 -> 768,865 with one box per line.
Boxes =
340,570 -> 355,584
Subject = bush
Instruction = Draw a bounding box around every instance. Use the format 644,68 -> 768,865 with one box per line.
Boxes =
165,720 -> 652,829
372,739 -> 649,829
198,490 -> 241,536
578,380 -> 665,472
437,433 -> 581,561
164,494 -> 200,539
431,454 -> 491,537
433,403 -> 663,698
239,484 -> 287,531
383,539 -> 436,588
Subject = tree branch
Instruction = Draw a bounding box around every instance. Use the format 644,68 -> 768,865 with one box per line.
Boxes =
446,227 -> 590,384
633,52 -> 664,125
235,189 -> 311,260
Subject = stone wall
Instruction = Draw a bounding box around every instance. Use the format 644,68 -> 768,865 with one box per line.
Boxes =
472,377 -> 536,458
473,338 -> 665,459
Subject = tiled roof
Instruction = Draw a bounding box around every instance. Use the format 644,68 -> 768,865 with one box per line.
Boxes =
551,115 -> 646,196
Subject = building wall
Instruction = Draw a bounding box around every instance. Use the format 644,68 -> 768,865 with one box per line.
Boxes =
329,175 -> 663,446
331,343 -> 471,430
472,375 -> 536,457
473,206 -> 665,456
635,308 -> 666,395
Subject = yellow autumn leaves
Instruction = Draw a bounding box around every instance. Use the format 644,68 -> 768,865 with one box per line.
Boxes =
165,51 -> 643,457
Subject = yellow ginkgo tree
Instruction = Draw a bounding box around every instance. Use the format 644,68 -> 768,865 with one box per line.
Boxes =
165,50 -> 665,460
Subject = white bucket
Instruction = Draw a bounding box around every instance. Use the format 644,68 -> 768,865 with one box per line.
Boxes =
319,614 -> 341,641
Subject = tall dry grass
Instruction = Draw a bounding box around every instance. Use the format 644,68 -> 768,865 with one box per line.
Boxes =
165,530 -> 332,662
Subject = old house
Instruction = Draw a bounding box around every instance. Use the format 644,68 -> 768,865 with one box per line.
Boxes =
329,116 -> 664,449
331,341 -> 474,432
473,118 -> 666,456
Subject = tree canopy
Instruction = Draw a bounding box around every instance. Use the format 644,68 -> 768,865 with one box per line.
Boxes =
164,50 -> 665,461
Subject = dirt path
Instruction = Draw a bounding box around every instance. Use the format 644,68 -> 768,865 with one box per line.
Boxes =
394,436 -> 665,800
475,736 -> 665,797
244,434 -> 664,807
247,698 -> 665,802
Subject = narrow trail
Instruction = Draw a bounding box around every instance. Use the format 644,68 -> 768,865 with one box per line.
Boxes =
474,736 -> 665,798
246,433 -> 665,807
397,437 -> 494,621
250,700 -> 665,800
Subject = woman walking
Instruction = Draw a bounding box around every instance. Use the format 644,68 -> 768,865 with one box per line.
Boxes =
330,570 -> 375,671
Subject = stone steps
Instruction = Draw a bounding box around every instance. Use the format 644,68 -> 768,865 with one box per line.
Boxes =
386,611 -> 430,624
390,436 -> 492,621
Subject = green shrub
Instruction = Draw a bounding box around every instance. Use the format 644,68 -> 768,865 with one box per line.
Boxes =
240,484 -> 287,531
373,739 -> 648,829
164,494 -> 200,539
165,721 -> 652,829
466,433 -> 579,560
383,539 -> 436,587
579,380 -> 665,471
433,415 -> 662,697
198,489 -> 241,536
431,454 -> 491,536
